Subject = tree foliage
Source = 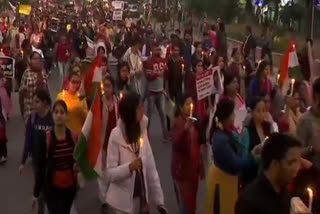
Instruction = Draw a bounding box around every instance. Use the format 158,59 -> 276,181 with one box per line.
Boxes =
187,0 -> 240,23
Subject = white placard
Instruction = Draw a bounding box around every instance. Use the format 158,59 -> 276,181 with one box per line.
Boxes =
112,1 -> 124,10
112,10 -> 123,21
196,70 -> 213,100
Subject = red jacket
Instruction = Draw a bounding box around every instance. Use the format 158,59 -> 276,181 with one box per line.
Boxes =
56,41 -> 71,63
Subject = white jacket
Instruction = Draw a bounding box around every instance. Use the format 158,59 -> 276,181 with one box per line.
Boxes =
105,116 -> 164,213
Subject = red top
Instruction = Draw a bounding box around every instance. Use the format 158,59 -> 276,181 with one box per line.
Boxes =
56,41 -> 71,63
103,107 -> 117,151
144,57 -> 167,81
0,46 -> 11,57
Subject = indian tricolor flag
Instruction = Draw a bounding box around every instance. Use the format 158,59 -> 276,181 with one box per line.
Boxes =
75,58 -> 103,180
279,40 -> 304,94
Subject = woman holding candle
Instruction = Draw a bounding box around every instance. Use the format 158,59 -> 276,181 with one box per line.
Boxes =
205,98 -> 261,214
98,76 -> 119,213
171,94 -> 205,214
278,85 -> 302,136
244,97 -> 273,185
56,71 -> 87,135
105,92 -> 166,214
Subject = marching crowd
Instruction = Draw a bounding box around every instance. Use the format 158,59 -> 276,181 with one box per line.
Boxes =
0,3 -> 320,214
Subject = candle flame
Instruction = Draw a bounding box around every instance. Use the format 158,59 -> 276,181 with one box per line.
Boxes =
291,78 -> 295,84
182,64 -> 185,70
307,187 -> 313,198
139,137 -> 143,148
190,103 -> 194,117
62,90 -> 66,99
100,82 -> 104,95
120,92 -> 123,99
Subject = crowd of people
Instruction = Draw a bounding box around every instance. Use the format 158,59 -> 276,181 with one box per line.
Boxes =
0,3 -> 320,214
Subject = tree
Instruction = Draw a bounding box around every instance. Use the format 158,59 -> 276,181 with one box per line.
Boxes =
187,0 -> 240,23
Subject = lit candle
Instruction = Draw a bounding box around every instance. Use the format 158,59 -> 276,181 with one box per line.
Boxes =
139,137 -> 143,149
119,92 -> 123,100
189,103 -> 193,117
150,51 -> 152,56
182,64 -> 185,72
0,48 -> 3,53
100,82 -> 104,95
290,79 -> 295,96
201,51 -> 204,58
277,74 -> 280,83
21,50 -> 24,57
62,90 -> 66,99
307,187 -> 313,211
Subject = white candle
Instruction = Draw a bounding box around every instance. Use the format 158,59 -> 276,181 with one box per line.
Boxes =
307,187 -> 313,211
182,64 -> 185,72
120,92 -> 123,100
189,103 -> 193,117
290,79 -> 295,96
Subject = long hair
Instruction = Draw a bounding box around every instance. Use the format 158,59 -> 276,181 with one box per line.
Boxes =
175,93 -> 206,144
209,98 -> 235,140
119,92 -> 141,144
256,60 -> 269,83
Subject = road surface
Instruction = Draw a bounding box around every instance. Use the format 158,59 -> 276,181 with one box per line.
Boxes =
0,58 -> 206,214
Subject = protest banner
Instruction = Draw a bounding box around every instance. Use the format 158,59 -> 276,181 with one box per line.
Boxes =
113,10 -> 123,21
112,1 -> 124,10
196,70 -> 213,100
19,4 -> 32,15
0,56 -> 15,79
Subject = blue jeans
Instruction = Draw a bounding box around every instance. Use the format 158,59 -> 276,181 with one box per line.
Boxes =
146,92 -> 167,138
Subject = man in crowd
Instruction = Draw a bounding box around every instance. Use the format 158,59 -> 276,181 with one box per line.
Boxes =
236,133 -> 304,214
297,77 -> 320,169
145,43 -> 168,142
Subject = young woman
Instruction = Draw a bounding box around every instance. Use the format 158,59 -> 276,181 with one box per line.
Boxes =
249,60 -> 273,106
227,48 -> 243,80
105,92 -> 166,214
55,35 -> 71,78
57,71 -> 88,134
19,51 -> 48,124
44,100 -> 78,214
246,97 -> 272,151
171,94 -> 205,214
278,88 -> 302,136
117,61 -> 131,94
221,73 -> 246,133
205,99 -> 261,214
19,89 -> 53,214
99,76 -> 119,213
